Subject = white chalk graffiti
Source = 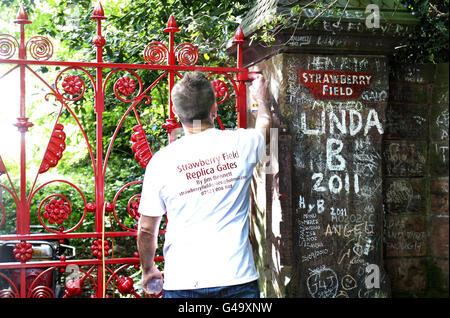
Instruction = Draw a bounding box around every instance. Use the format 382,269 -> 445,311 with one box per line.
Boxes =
307,266 -> 339,298
298,195 -> 325,250
435,144 -> 449,163
353,136 -> 381,177
312,172 -> 360,194
300,109 -> 384,136
436,109 -> 449,140
327,138 -> 346,171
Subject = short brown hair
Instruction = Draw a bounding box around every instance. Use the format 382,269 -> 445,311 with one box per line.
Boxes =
171,72 -> 215,124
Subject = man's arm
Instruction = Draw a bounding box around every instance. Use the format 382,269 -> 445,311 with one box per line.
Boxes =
137,215 -> 163,294
249,74 -> 271,143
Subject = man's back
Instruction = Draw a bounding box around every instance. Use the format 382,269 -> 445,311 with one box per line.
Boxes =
139,128 -> 264,290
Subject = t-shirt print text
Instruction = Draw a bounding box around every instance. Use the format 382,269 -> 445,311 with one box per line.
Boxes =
177,150 -> 246,197
177,150 -> 240,180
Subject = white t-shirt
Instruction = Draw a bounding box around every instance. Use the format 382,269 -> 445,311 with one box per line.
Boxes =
138,128 -> 265,290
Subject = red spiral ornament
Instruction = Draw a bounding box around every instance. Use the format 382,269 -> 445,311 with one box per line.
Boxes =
0,289 -> 17,298
175,43 -> 199,66
0,273 -> 19,298
131,125 -> 152,168
143,42 -> 168,65
39,123 -> 66,174
29,286 -> 55,298
0,34 -> 18,59
26,35 -> 53,61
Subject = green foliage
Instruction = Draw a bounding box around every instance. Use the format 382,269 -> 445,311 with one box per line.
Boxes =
394,0 -> 449,64
250,0 -> 349,46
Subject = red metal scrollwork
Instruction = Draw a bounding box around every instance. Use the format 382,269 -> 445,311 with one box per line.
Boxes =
111,180 -> 143,231
0,34 -> 19,59
175,43 -> 199,66
0,273 -> 20,298
26,35 -> 53,61
0,156 -> 6,175
29,286 -> 55,298
143,42 -> 168,65
34,180 -> 88,234
0,201 -> 5,229
0,289 -> 17,298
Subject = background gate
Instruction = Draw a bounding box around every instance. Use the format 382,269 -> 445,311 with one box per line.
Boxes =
0,2 -> 251,298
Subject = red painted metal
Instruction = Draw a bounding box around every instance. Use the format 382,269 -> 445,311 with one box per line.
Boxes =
38,124 -> 66,174
131,125 -> 153,168
0,2 -> 250,298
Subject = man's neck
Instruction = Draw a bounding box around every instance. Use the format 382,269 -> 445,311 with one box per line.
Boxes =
182,121 -> 214,136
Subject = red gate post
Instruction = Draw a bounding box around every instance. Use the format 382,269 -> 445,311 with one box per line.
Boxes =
162,15 -> 182,143
13,5 -> 33,298
233,27 -> 247,129
91,2 -> 107,298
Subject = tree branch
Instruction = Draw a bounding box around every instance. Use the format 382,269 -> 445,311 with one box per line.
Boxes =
429,3 -> 449,17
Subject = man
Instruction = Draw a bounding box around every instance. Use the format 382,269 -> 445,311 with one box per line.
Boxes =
137,71 -> 270,298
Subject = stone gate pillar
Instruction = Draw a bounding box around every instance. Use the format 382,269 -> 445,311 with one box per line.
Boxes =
229,1 -> 419,298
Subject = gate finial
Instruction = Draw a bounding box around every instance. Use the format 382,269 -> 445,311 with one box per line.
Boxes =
91,1 -> 107,20
14,5 -> 31,24
233,26 -> 246,44
164,15 -> 180,33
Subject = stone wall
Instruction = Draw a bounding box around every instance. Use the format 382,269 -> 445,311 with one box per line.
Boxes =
383,63 -> 449,297
237,0 -> 447,298
247,58 -> 448,298
248,53 -> 391,298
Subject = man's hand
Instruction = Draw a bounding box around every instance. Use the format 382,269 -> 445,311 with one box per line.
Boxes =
248,73 -> 271,132
248,74 -> 269,105
142,264 -> 163,295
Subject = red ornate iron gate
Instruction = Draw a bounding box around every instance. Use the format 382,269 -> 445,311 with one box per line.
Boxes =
0,2 -> 251,298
